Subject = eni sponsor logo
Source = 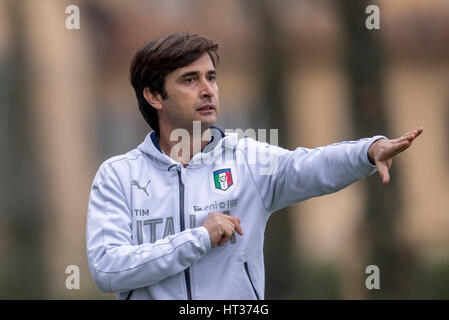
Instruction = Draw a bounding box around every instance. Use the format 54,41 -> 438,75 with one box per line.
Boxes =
193,199 -> 238,212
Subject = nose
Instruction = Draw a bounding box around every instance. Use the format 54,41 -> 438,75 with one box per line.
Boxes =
199,78 -> 215,99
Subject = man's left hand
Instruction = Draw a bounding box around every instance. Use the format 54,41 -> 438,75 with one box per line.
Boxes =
368,127 -> 424,184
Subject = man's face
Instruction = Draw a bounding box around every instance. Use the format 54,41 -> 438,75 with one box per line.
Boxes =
159,53 -> 219,131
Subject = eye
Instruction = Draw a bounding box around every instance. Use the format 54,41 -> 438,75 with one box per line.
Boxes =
184,78 -> 194,84
208,75 -> 216,82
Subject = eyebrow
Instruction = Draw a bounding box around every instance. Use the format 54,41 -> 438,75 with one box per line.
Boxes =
179,70 -> 217,79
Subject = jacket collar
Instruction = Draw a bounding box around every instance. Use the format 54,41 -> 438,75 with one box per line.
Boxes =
137,126 -> 236,169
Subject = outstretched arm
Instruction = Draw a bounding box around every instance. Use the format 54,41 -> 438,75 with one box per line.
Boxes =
240,135 -> 387,215
368,127 -> 424,184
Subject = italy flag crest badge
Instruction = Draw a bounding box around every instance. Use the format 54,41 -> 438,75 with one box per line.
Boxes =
211,166 -> 237,194
214,169 -> 233,191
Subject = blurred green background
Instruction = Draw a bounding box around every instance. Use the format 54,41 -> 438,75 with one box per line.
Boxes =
0,0 -> 448,299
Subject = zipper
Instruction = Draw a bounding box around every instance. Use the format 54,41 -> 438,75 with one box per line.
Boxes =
244,261 -> 260,300
125,290 -> 133,300
175,165 -> 192,300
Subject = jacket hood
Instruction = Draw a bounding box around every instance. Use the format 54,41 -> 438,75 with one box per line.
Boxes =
137,126 -> 238,169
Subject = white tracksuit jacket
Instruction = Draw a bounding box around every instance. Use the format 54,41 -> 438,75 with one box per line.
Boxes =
86,128 -> 385,300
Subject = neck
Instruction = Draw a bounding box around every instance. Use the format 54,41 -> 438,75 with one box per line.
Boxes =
158,124 -> 212,167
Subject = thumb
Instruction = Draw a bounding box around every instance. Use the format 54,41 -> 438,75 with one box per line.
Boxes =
376,160 -> 390,184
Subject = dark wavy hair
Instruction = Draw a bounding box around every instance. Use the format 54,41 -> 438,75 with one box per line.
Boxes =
129,33 -> 220,135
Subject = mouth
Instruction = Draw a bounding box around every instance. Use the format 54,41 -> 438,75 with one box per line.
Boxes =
197,104 -> 216,112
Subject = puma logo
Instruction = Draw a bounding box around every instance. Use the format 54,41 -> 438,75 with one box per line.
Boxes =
131,179 -> 151,196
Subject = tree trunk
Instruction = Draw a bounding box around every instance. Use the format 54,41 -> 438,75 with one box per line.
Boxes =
0,0 -> 47,298
339,0 -> 416,299
245,0 -> 299,299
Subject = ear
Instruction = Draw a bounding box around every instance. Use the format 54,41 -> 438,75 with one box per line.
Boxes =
143,87 -> 164,111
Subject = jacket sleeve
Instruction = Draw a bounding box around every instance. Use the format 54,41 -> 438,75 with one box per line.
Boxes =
240,135 -> 387,216
86,163 -> 211,294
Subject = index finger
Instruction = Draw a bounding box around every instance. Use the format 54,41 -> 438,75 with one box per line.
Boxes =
228,216 -> 244,236
232,217 -> 244,236
415,127 -> 424,138
400,127 -> 424,139
222,213 -> 244,235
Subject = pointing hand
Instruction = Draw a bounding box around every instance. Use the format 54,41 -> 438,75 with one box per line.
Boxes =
368,127 -> 423,184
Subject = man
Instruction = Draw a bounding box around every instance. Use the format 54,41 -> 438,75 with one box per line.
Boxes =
86,33 -> 423,300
